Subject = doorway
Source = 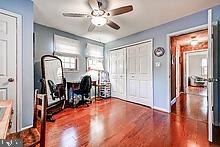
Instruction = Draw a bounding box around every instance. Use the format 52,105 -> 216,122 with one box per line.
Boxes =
185,50 -> 208,97
170,28 -> 209,119
167,10 -> 218,143
170,28 -> 209,122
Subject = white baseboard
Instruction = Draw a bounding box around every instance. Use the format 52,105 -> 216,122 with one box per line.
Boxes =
21,124 -> 33,131
153,106 -> 169,113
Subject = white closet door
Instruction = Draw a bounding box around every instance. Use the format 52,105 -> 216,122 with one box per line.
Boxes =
127,41 -> 153,107
110,51 -> 118,97
117,49 -> 126,99
110,48 -> 126,99
127,45 -> 138,100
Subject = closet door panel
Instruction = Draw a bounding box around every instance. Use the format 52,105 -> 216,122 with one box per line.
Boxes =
110,51 -> 118,97
110,48 -> 126,99
111,78 -> 117,95
110,52 -> 117,75
117,50 -> 125,74
139,55 -> 148,74
118,78 -> 125,94
127,79 -> 136,97
127,41 -> 153,107
139,80 -> 148,98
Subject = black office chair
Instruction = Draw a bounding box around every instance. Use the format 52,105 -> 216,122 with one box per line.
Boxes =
74,75 -> 92,107
48,79 -> 66,100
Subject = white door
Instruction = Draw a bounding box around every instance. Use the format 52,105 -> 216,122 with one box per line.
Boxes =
0,13 -> 17,132
116,49 -> 126,99
127,45 -> 137,100
110,48 -> 126,99
110,51 -> 118,97
127,41 -> 153,107
207,9 -> 218,142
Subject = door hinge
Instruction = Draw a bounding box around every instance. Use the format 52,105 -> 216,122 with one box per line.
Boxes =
211,34 -> 214,39
212,106 -> 214,111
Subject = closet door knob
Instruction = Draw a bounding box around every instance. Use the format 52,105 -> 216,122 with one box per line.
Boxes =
8,78 -> 14,82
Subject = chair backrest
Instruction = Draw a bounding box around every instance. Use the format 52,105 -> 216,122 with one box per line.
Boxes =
33,89 -> 47,147
80,75 -> 92,94
48,80 -> 66,99
48,80 -> 56,93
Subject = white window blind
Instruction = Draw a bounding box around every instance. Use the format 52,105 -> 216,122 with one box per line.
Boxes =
85,43 -> 104,58
54,34 -> 81,55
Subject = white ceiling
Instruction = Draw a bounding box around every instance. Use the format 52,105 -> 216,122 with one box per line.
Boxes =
34,0 -> 220,43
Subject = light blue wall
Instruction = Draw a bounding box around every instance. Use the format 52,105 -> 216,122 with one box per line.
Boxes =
0,0 -> 34,128
34,23 -> 104,89
105,5 -> 220,119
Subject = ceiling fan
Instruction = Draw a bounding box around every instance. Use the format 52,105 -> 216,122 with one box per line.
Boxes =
62,0 -> 133,31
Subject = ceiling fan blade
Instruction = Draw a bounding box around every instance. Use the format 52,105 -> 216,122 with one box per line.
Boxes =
88,23 -> 96,32
107,20 -> 120,30
88,0 -> 99,10
108,5 -> 133,16
63,13 -> 90,17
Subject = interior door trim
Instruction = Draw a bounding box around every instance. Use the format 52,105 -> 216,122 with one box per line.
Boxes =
0,8 -> 23,131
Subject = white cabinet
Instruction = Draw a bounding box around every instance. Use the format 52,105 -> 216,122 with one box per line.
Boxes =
109,41 -> 153,107
109,48 -> 126,100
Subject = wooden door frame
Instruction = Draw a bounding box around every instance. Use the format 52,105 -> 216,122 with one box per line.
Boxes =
167,24 -> 208,113
0,9 -> 23,131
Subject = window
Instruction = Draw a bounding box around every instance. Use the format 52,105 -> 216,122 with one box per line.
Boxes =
58,56 -> 78,71
201,58 -> 208,76
54,35 -> 81,55
87,58 -> 103,71
54,34 -> 80,72
85,43 -> 104,58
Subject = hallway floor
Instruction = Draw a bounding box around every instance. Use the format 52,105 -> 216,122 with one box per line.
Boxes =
186,86 -> 208,97
171,93 -> 208,123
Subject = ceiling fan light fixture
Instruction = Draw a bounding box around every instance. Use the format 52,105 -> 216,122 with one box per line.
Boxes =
191,39 -> 198,46
91,16 -> 107,26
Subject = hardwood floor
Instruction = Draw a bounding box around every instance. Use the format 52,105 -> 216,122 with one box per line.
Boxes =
171,93 -> 208,123
45,98 -> 219,147
186,86 -> 208,97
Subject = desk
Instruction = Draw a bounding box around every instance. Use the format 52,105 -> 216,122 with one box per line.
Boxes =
0,100 -> 12,139
67,81 -> 98,102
